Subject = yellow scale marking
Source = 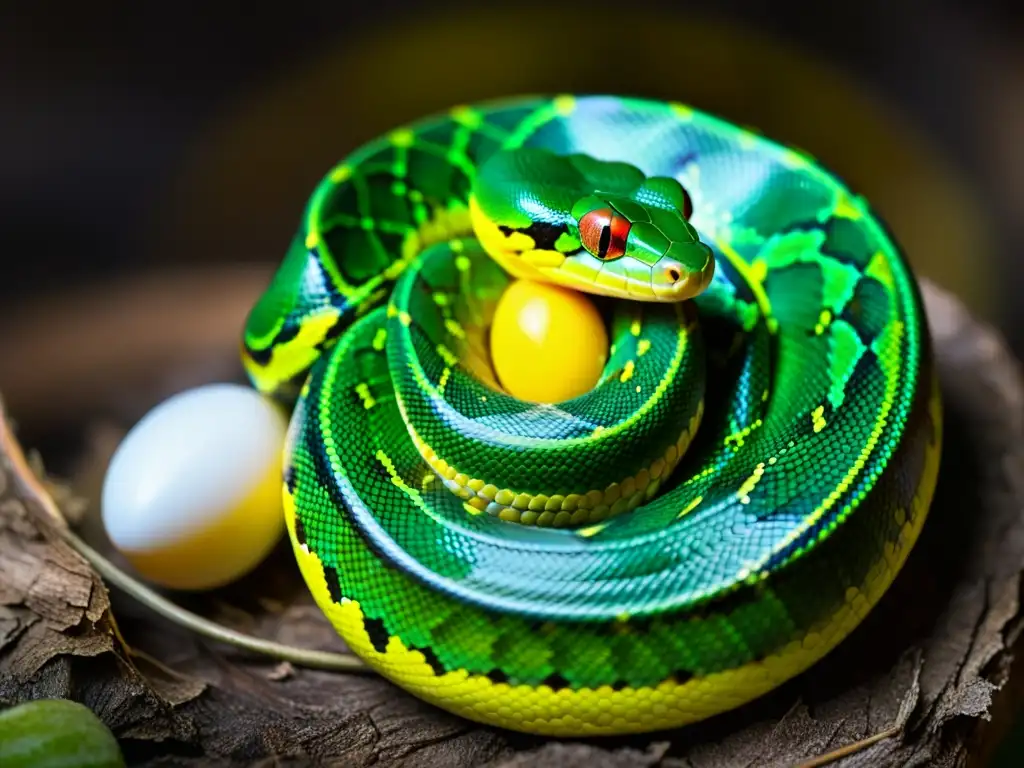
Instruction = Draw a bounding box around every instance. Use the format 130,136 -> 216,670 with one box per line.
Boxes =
812,405 -> 828,433
724,418 -> 764,448
243,307 -> 341,394
736,463 -> 766,505
354,383 -> 377,410
677,495 -> 704,519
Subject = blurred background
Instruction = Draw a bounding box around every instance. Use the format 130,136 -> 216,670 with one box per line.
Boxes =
2,1 -> 1022,326
0,0 -> 1021,762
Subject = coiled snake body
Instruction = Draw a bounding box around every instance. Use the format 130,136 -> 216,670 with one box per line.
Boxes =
241,95 -> 942,736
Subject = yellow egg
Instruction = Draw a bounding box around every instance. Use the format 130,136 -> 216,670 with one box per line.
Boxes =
101,383 -> 288,591
490,278 -> 609,403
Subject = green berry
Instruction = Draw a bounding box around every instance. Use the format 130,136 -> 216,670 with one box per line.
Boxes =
0,698 -> 126,768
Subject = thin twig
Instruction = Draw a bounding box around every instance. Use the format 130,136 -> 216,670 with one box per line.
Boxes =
0,400 -> 369,675
64,529 -> 370,673
794,725 -> 902,768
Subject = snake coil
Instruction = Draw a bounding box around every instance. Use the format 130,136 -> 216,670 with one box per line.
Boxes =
241,95 -> 942,736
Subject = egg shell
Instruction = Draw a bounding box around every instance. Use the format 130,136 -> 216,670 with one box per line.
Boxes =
490,278 -> 609,403
101,383 -> 288,590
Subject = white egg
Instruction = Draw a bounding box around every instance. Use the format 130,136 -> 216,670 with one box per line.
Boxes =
102,383 -> 289,590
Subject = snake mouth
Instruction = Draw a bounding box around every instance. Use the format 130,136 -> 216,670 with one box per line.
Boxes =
651,261 -> 715,302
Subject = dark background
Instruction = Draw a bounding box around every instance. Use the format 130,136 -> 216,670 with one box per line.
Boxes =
2,0 -> 1022,346
2,0 -> 1022,762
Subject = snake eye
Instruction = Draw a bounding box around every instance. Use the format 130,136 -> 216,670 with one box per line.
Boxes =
579,206 -> 631,261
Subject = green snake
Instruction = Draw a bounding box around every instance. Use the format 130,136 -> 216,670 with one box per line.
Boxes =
241,94 -> 942,736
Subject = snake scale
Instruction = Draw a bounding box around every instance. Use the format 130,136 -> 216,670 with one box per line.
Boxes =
240,95 -> 942,736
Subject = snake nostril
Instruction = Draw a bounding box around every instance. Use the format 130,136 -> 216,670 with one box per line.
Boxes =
667,267 -> 681,283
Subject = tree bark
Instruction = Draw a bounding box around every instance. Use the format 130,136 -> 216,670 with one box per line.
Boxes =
0,278 -> 1022,767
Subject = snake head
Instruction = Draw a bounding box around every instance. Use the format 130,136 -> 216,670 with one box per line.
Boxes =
471,150 -> 715,302
567,177 -> 714,301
